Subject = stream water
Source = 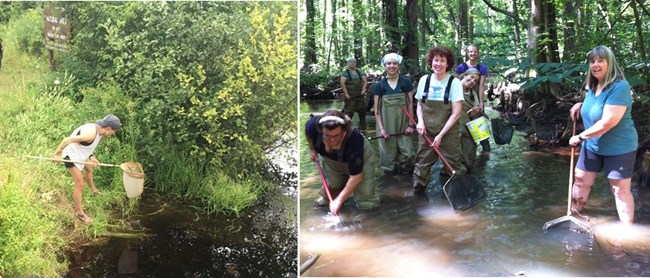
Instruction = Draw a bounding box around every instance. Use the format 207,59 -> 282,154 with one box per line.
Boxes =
67,186 -> 297,277
299,100 -> 650,277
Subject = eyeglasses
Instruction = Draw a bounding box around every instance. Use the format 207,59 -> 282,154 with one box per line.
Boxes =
323,131 -> 344,140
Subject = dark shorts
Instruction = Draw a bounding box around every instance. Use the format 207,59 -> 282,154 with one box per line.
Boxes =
576,148 -> 636,179
63,155 -> 75,169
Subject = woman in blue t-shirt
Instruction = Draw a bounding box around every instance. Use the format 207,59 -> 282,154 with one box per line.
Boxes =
569,45 -> 638,225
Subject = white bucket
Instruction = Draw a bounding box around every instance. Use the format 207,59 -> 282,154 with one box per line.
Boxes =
466,116 -> 491,143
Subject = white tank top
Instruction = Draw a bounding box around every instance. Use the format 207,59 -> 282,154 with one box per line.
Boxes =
62,123 -> 102,170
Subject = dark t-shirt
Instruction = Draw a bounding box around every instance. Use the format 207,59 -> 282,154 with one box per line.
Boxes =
372,76 -> 414,96
305,117 -> 365,175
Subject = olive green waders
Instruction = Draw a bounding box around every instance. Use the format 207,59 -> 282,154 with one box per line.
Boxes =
342,74 -> 367,129
459,95 -> 478,170
377,93 -> 415,174
413,100 -> 467,189
318,140 -> 380,209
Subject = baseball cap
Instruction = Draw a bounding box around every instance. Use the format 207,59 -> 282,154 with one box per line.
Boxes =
97,114 -> 122,130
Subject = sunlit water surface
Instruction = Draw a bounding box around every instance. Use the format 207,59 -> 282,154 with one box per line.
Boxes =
299,100 -> 650,277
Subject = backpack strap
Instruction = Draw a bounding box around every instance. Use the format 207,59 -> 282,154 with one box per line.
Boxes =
444,76 -> 454,105
421,74 -> 432,103
345,68 -> 362,80
462,62 -> 486,73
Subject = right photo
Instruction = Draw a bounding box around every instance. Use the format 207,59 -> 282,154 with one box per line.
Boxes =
299,0 -> 650,276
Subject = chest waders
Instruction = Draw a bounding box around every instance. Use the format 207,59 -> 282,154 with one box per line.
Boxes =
377,91 -> 415,174
459,90 -> 478,170
319,138 -> 380,210
342,70 -> 367,129
413,84 -> 467,190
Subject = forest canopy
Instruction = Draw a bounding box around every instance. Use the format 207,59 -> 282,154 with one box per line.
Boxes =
300,0 -> 649,101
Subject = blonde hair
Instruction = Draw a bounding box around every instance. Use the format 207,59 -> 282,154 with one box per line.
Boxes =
585,46 -> 625,91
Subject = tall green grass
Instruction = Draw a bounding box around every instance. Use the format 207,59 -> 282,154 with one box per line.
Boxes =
150,147 -> 272,216
0,177 -> 67,277
0,23 -> 48,117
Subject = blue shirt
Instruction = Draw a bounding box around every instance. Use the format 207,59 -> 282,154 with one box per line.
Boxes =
581,80 -> 637,155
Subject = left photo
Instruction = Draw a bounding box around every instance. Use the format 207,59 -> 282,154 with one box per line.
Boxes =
0,2 -> 298,277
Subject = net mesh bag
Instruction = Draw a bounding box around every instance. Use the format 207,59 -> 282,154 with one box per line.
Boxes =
120,162 -> 144,198
443,174 -> 487,212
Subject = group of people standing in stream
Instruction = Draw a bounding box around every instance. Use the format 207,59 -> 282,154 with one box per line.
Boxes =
306,44 -> 639,226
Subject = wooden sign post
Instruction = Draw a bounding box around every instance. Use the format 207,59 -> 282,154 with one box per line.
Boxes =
44,5 -> 70,71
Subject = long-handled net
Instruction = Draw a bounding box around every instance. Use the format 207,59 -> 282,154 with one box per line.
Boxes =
119,162 -> 144,198
400,105 -> 486,212
542,122 -> 593,237
25,155 -> 145,199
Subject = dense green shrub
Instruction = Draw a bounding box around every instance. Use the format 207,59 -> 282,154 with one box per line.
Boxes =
10,8 -> 43,57
57,2 -> 297,181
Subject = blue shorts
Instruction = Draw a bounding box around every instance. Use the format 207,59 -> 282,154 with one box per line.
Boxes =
576,147 -> 636,180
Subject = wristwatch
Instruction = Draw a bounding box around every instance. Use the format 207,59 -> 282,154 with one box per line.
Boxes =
578,135 -> 586,141
408,124 -> 416,128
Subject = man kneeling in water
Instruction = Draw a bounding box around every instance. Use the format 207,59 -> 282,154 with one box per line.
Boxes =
305,110 -> 380,215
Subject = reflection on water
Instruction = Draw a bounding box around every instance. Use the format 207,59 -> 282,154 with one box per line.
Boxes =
68,192 -> 297,278
299,100 -> 650,277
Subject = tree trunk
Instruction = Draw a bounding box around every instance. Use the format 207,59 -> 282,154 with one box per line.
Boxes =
353,0 -> 364,65
368,0 -> 377,65
544,0 -> 561,97
597,0 -> 616,48
420,0 -> 426,59
529,0 -> 541,64
543,0 -> 560,63
511,0 -> 522,60
468,1 -> 474,42
444,0 -> 459,46
331,0 -> 338,65
562,0 -> 577,62
303,0 -> 318,69
383,0 -> 399,53
322,0 -> 327,52
631,0 -> 647,61
459,0 -> 469,51
402,0 -> 419,74
335,0 -> 350,60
